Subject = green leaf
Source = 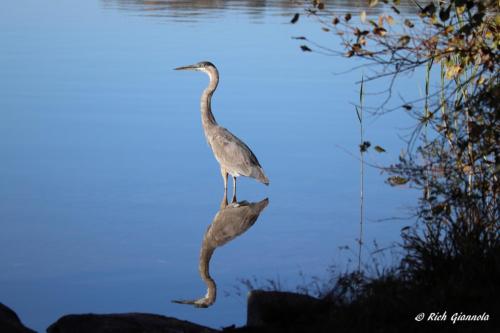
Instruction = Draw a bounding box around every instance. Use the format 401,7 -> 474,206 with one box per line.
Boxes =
374,145 -> 386,153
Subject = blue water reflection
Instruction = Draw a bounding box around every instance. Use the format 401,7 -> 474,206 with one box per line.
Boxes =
0,0 -> 418,331
173,195 -> 268,308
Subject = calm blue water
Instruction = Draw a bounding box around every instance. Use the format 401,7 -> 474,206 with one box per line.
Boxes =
0,1 -> 419,331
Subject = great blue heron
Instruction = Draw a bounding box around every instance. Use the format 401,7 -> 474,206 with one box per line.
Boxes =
173,193 -> 269,308
174,61 -> 269,203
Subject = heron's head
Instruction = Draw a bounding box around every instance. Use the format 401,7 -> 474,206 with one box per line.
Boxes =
174,61 -> 217,73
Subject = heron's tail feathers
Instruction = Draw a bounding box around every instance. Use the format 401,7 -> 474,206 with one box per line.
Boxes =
254,167 -> 269,186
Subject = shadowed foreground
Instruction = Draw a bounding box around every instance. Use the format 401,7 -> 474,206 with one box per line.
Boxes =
3,249 -> 499,333
2,235 -> 498,333
232,244 -> 500,333
47,313 -> 218,333
0,303 -> 35,333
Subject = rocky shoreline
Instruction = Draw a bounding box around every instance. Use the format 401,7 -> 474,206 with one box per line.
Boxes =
4,287 -> 497,332
1,290 -> 324,333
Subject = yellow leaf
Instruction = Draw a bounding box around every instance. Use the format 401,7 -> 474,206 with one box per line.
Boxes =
360,10 -> 367,23
386,15 -> 394,25
378,14 -> 384,27
388,176 -> 409,186
445,64 -> 462,79
462,165 -> 473,175
398,35 -> 411,46
374,27 -> 387,36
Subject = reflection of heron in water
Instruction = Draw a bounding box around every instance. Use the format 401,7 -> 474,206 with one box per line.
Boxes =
173,194 -> 269,308
174,61 -> 269,203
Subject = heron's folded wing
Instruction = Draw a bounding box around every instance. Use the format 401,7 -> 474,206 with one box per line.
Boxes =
209,127 -> 262,172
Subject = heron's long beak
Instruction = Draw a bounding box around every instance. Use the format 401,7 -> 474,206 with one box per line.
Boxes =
174,64 -> 198,71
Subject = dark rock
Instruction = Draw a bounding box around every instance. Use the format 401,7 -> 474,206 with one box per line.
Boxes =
0,303 -> 36,333
47,313 -> 219,333
246,290 -> 325,327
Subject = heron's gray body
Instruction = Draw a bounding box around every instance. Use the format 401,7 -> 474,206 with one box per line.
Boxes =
205,125 -> 268,181
175,61 -> 269,202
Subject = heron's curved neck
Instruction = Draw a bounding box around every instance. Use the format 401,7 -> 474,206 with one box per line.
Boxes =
199,244 -> 216,302
201,69 -> 219,130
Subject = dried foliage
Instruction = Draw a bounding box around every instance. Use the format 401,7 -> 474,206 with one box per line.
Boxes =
296,0 -> 500,294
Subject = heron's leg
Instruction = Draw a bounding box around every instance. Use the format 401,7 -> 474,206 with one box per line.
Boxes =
221,168 -> 228,197
220,193 -> 228,209
231,176 -> 237,203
